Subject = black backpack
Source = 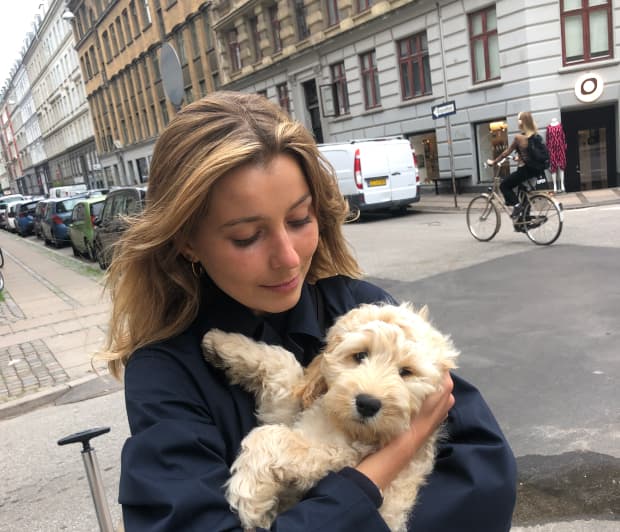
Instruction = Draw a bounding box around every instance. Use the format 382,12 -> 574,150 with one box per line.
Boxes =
526,134 -> 550,171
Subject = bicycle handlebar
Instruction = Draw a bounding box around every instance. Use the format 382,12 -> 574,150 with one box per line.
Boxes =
484,154 -> 516,168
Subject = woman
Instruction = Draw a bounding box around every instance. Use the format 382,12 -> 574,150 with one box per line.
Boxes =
487,111 -> 540,218
103,91 -> 516,531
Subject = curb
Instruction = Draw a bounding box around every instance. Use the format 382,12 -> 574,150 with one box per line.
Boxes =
0,373 -> 104,421
410,197 -> 619,214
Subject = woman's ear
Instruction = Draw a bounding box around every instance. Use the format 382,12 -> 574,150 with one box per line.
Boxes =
294,355 -> 327,408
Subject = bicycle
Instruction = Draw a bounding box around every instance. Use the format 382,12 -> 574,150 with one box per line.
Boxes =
466,155 -> 563,245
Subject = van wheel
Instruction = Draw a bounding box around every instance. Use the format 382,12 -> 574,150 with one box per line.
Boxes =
345,206 -> 361,223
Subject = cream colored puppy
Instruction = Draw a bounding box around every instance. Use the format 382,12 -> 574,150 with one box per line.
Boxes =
202,302 -> 459,531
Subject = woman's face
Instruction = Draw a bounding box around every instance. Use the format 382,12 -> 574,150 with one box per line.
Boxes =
185,153 -> 319,314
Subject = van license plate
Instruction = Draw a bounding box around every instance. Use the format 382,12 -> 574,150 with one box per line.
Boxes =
368,178 -> 387,187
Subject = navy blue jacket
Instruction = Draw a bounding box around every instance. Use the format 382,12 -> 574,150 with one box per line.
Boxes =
120,275 -> 517,531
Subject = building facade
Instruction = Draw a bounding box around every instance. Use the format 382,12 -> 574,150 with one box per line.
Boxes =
211,0 -> 619,192
67,0 -> 217,186
0,0 -> 101,196
29,0 -> 620,192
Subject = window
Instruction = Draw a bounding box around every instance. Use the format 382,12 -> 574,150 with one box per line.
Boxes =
357,0 -> 372,12
269,5 -> 282,52
122,10 -> 133,44
398,32 -> 432,99
102,31 -> 112,62
141,0 -> 152,26
116,18 -> 126,50
360,50 -> 380,109
109,24 -> 119,56
248,16 -> 262,62
175,32 -> 187,65
228,28 -> 241,72
277,83 -> 290,113
561,0 -> 612,64
294,0 -> 310,40
469,6 -> 499,83
330,62 -> 349,116
326,0 -> 340,26
129,1 -> 141,37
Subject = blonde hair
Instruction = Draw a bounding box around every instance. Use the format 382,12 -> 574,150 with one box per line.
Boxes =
518,111 -> 538,136
101,91 -> 361,378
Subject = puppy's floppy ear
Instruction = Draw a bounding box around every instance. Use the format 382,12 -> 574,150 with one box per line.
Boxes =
294,355 -> 327,409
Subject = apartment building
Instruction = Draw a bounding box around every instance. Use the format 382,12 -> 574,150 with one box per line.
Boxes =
212,0 -> 619,192
64,1 -> 619,192
0,0 -> 100,195
66,0 -> 217,185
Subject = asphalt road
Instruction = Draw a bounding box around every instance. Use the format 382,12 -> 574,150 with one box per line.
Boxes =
0,204 -> 618,530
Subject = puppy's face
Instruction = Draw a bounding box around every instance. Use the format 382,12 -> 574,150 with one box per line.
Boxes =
315,303 -> 458,446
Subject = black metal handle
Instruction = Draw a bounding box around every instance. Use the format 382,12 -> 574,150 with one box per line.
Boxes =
58,427 -> 111,452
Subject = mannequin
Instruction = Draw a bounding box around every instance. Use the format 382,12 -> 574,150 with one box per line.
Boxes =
546,118 -> 567,192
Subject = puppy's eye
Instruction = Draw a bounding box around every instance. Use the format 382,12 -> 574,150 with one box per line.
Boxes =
352,352 -> 368,363
399,367 -> 413,377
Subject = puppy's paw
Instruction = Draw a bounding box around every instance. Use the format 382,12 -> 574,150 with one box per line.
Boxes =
228,475 -> 279,530
201,329 -> 230,369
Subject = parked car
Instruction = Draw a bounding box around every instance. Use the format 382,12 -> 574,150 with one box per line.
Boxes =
318,137 -> 420,219
3,200 -> 25,232
0,195 -> 25,229
94,186 -> 147,269
48,184 -> 88,199
16,199 -> 43,236
33,200 -> 51,239
41,196 -> 87,247
68,196 -> 107,260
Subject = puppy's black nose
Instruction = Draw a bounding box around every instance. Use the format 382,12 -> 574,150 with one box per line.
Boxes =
355,394 -> 382,418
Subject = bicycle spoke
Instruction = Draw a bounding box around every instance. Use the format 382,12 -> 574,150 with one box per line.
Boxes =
525,194 -> 563,245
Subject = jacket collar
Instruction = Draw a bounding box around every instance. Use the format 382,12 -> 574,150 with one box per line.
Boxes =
193,277 -> 324,364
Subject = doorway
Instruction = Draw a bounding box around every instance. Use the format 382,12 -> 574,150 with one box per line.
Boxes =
562,105 -> 617,192
302,79 -> 324,144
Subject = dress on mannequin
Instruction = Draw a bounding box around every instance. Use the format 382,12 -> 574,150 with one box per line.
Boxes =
546,119 -> 567,192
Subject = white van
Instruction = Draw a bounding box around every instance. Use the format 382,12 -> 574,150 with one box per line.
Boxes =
318,137 -> 419,218
48,184 -> 88,199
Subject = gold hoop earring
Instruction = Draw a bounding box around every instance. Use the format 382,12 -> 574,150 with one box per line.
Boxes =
191,261 -> 203,278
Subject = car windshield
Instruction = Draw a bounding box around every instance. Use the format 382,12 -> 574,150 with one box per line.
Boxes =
57,198 -> 81,213
91,201 -> 105,217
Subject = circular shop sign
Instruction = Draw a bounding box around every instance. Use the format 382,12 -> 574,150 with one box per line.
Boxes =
574,72 -> 604,103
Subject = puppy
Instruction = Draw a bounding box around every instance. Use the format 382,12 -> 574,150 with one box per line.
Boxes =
202,302 -> 458,531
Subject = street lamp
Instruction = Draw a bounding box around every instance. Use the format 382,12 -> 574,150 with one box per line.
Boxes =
61,10 -> 75,21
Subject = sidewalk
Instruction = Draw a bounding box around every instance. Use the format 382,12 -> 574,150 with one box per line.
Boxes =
413,183 -> 620,212
0,234 -> 114,420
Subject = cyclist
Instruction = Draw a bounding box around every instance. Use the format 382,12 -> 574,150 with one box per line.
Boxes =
487,111 -> 540,219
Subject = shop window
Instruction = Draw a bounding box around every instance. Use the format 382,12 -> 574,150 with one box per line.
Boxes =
475,119 -> 509,182
407,132 -> 439,183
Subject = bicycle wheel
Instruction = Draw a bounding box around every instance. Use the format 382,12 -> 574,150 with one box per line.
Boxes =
0,247 -> 4,268
466,194 -> 500,241
524,194 -> 563,245
0,270 -> 4,291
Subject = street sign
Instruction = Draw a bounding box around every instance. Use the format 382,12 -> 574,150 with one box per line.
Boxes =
431,101 -> 457,119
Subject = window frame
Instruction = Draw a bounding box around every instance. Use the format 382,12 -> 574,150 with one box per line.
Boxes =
276,82 -> 290,113
330,61 -> 349,116
397,32 -> 432,100
359,50 -> 380,110
560,0 -> 613,65
227,28 -> 242,72
468,6 -> 500,84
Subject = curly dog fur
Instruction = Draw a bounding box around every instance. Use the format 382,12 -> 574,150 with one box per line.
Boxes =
202,302 -> 459,531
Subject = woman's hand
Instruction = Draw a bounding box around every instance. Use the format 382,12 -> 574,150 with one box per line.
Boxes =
486,159 -> 495,166
355,372 -> 454,491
